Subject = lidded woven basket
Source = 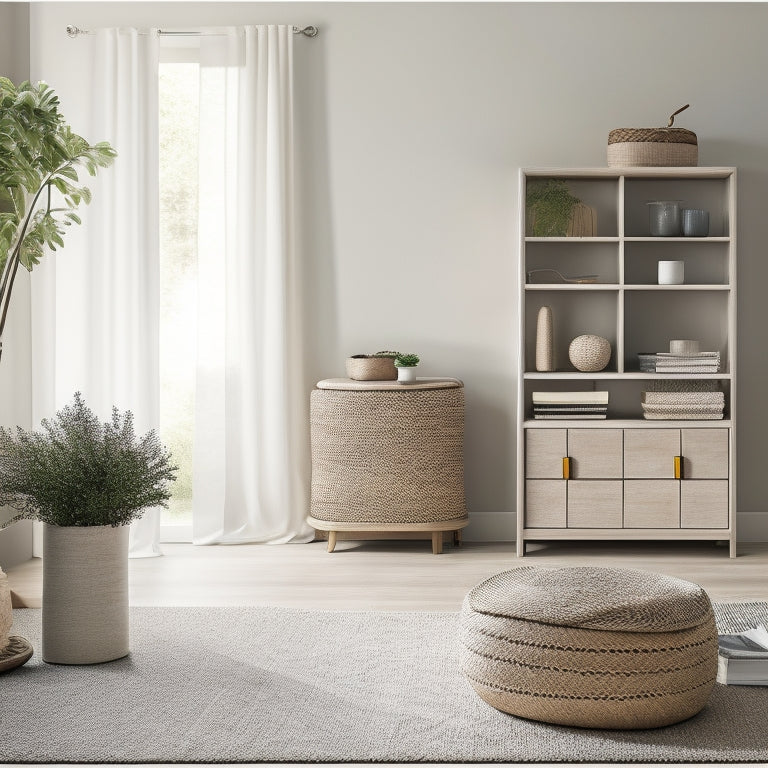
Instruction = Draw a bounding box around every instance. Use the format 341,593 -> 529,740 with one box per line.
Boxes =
608,105 -> 698,167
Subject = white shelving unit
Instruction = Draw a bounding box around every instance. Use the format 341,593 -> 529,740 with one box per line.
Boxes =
516,167 -> 737,557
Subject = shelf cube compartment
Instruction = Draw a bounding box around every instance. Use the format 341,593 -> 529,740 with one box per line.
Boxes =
623,177 -> 732,238
525,290 -> 618,373
525,176 -> 619,238
624,290 -> 730,373
623,241 -> 731,286
525,241 -> 619,285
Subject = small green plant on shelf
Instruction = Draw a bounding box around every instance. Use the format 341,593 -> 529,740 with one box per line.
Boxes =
394,353 -> 419,367
373,350 -> 400,358
526,179 -> 581,237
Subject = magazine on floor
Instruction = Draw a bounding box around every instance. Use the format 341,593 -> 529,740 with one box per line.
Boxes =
717,623 -> 768,685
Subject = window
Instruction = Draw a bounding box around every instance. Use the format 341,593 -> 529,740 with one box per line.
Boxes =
158,46 -> 200,540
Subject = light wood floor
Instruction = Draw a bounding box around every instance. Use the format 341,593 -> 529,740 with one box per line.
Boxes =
7,539 -> 768,610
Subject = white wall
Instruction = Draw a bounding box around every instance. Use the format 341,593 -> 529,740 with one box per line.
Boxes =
20,2 -> 768,543
0,2 -> 33,568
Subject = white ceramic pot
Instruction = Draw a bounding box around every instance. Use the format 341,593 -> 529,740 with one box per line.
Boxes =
397,366 -> 418,383
42,523 -> 130,664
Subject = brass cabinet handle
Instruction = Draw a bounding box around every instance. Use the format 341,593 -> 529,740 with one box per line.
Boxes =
674,455 -> 683,480
563,456 -> 570,480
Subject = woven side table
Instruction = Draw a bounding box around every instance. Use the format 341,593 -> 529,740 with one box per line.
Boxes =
309,378 -> 468,554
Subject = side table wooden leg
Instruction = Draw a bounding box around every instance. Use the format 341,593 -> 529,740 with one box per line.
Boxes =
431,531 -> 443,555
327,531 -> 337,553
453,529 -> 462,547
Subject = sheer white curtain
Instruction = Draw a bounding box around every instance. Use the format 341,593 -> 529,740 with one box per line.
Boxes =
31,28 -> 163,557
193,26 -> 312,544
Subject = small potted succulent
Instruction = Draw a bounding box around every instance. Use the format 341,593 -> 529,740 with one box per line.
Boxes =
0,393 -> 177,664
394,353 -> 420,384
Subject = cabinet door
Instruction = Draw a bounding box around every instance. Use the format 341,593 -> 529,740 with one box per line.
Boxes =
682,429 -> 729,479
624,429 -> 680,479
567,481 -> 622,527
681,480 -> 729,528
568,429 -> 623,479
525,480 -> 566,527
526,429 -> 567,478
624,480 -> 679,527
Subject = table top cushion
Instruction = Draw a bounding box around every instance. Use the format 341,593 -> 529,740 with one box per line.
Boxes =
316,377 -> 463,391
467,566 -> 713,633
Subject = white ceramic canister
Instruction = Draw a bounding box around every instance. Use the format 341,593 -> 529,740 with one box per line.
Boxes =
658,260 -> 685,285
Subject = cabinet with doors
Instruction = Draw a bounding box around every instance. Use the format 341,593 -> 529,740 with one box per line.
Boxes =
516,168 -> 736,557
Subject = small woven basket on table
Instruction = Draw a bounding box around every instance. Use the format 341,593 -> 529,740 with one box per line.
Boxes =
607,105 -> 697,167
345,356 -> 397,381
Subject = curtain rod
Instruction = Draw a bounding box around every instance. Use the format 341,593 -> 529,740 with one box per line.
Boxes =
66,24 -> 319,38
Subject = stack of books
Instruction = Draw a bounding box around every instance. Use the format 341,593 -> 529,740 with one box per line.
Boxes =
641,391 -> 725,420
532,391 -> 609,420
717,624 -> 768,686
654,351 -> 720,374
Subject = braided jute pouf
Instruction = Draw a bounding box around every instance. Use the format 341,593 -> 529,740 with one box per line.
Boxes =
459,567 -> 718,730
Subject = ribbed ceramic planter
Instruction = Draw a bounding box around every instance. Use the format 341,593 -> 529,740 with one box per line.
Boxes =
42,523 -> 130,664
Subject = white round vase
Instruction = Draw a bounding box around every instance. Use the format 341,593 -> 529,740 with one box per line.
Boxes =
42,523 -> 130,665
397,366 -> 418,383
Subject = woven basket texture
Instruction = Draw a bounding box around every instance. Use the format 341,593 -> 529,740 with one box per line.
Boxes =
608,128 -> 697,145
345,357 -> 397,381
310,387 -> 465,524
608,142 -> 697,168
459,567 -> 718,729
607,128 -> 698,167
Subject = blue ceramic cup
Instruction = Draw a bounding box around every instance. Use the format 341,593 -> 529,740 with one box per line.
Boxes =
682,209 -> 709,237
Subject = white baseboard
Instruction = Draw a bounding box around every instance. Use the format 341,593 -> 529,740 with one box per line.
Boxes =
464,511 -> 768,543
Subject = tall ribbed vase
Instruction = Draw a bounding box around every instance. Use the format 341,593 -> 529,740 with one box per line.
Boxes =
535,306 -> 554,372
42,524 -> 130,664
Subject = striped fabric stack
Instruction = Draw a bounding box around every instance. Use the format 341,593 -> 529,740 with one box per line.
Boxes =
641,391 -> 725,420
654,351 -> 720,374
532,391 -> 609,420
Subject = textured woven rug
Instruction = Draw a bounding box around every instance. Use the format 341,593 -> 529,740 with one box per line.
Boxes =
2,603 -> 767,763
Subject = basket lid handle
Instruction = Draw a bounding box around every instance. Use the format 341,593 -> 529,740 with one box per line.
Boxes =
667,104 -> 690,127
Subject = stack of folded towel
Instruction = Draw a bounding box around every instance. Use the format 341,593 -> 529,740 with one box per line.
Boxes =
532,391 -> 609,419
641,390 -> 725,420
653,351 -> 720,374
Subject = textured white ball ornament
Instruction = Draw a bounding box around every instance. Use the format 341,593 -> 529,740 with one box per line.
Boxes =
569,334 -> 611,372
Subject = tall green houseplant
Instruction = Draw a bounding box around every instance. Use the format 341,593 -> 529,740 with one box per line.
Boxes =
0,78 -> 116,360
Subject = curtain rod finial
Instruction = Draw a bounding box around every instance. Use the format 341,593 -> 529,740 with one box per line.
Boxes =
294,25 -> 318,37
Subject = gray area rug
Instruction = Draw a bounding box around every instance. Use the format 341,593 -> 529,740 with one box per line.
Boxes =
2,603 -> 767,763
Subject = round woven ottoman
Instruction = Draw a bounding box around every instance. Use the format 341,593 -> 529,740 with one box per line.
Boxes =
308,378 -> 468,553
459,567 -> 718,729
